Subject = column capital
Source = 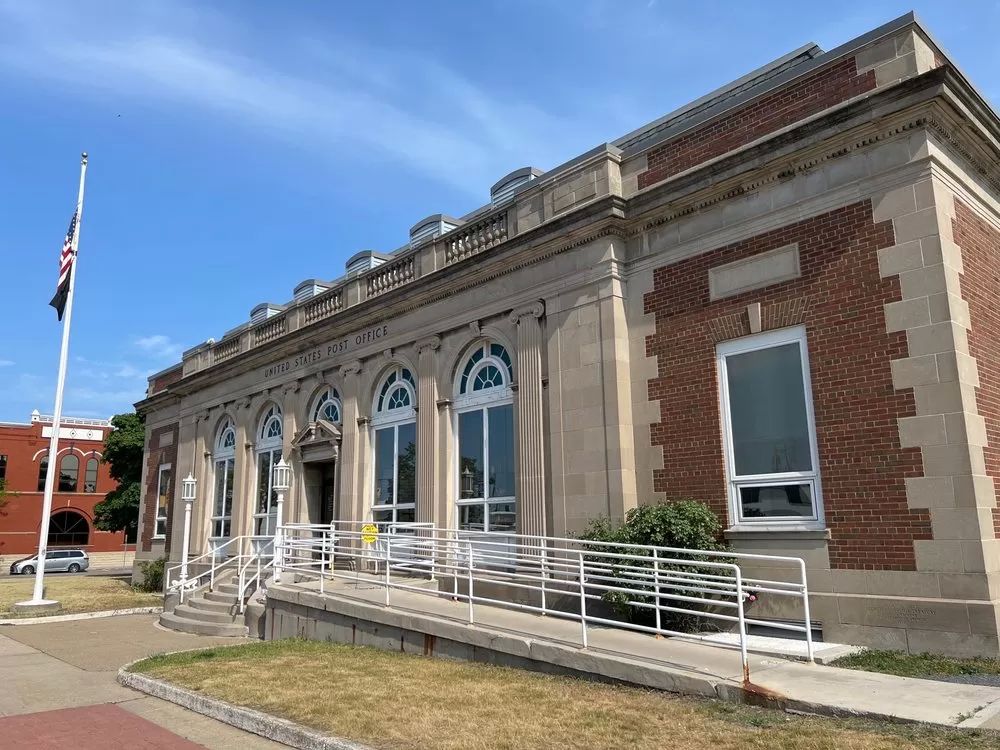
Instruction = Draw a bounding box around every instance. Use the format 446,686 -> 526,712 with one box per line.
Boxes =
509,300 -> 545,326
340,360 -> 362,378
416,335 -> 441,355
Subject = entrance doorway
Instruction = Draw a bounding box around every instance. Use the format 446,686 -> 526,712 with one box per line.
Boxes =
320,461 -> 337,525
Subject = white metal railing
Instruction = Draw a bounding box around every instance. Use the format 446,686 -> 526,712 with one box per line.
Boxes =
165,535 -> 272,604
276,523 -> 814,681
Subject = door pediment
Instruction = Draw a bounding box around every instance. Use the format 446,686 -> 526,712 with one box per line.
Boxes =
291,419 -> 342,463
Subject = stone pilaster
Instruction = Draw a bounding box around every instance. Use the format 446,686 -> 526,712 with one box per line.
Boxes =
170,414 -> 198,562
510,301 -> 547,538
416,336 -> 441,525
338,361 -> 364,524
231,397 -> 254,541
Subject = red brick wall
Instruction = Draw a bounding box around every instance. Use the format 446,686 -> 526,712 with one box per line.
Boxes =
140,423 -> 178,553
637,58 -> 877,190
951,200 -> 1000,534
149,366 -> 183,396
644,200 -> 932,570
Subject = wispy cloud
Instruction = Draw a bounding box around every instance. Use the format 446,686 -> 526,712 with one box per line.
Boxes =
0,0 -> 608,196
0,359 -> 14,367
133,334 -> 183,361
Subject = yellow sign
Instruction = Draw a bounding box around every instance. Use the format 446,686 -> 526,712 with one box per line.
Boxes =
361,523 -> 379,544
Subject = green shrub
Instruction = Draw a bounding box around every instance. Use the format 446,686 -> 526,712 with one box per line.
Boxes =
578,500 -> 730,632
135,557 -> 166,593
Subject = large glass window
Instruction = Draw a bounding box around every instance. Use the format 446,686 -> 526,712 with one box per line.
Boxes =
371,367 -> 416,527
59,454 -> 79,492
255,405 -> 283,536
718,326 -> 822,526
84,458 -> 99,493
155,464 -> 172,537
455,342 -> 516,534
0,454 -> 7,483
212,418 -> 236,539
48,510 -> 89,546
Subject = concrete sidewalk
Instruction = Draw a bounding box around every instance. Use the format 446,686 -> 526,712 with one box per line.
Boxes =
269,577 -> 1000,730
0,614 -> 285,748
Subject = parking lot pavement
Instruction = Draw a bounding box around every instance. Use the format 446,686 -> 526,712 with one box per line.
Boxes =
0,614 -> 284,749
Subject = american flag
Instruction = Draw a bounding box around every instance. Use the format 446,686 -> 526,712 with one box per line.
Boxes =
49,212 -> 77,320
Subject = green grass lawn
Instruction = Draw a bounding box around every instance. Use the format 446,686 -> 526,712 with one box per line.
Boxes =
132,640 -> 993,750
833,649 -> 1000,680
0,575 -> 161,617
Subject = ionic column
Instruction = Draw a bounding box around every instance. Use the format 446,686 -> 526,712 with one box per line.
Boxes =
510,301 -> 547,540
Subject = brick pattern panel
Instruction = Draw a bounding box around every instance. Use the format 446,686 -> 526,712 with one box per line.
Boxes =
149,366 -> 183,395
644,200 -> 931,570
140,423 -> 178,553
637,58 -> 877,190
951,201 -> 1000,534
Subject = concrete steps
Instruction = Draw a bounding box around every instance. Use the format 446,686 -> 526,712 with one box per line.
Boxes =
159,574 -> 251,637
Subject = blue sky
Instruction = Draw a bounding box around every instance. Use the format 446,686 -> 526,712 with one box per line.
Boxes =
0,1 -> 996,422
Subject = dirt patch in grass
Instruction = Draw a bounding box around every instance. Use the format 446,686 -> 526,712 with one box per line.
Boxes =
833,649 -> 1000,686
0,575 -> 161,617
133,640 -> 992,750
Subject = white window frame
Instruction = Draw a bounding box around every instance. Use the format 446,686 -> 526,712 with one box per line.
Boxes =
211,419 -> 237,541
717,325 -> 824,530
311,387 -> 343,425
254,405 -> 283,537
371,367 -> 417,528
154,463 -> 172,539
453,342 -> 516,534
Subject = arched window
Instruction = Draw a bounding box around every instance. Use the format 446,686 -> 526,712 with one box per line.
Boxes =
212,418 -> 237,540
371,367 -> 416,527
48,510 -> 89,546
37,454 -> 49,492
84,458 -> 99,493
59,454 -> 79,492
454,342 -> 515,534
255,405 -> 283,535
311,387 -> 343,425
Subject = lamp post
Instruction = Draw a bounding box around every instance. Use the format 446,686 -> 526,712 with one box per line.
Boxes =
180,473 -> 197,588
272,458 -> 292,584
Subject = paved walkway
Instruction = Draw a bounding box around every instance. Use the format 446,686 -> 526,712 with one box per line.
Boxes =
273,576 -> 1000,729
0,614 -> 285,749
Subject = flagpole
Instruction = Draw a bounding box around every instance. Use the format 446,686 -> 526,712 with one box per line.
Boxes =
18,153 -> 88,610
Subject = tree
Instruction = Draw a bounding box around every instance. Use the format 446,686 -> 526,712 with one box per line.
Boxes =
93,411 -> 145,541
0,478 -> 16,510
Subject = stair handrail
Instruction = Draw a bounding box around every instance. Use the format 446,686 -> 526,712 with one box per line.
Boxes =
165,535 -> 245,602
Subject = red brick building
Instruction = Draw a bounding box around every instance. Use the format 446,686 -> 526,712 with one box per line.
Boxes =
0,410 -> 131,559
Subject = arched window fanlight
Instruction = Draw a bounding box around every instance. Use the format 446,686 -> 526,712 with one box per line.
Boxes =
458,342 -> 513,397
216,417 -> 237,455
375,367 -> 416,417
312,387 -> 343,425
259,405 -> 283,447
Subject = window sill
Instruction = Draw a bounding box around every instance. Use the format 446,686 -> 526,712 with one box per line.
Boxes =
724,526 -> 830,541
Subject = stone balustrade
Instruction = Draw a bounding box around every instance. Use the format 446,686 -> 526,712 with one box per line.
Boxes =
365,254 -> 415,298
253,314 -> 287,346
212,336 -> 242,364
303,287 -> 344,325
446,210 -> 508,264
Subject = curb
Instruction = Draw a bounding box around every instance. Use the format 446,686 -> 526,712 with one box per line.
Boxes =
118,666 -> 374,750
0,607 -> 162,626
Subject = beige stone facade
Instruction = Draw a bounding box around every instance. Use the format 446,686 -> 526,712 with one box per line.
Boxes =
135,14 -> 1000,656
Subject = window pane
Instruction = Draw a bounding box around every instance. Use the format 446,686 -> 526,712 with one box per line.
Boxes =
739,484 -> 813,518
257,452 -> 272,515
459,504 -> 485,532
458,410 -> 484,500
726,342 -> 812,476
0,454 -> 6,482
488,502 -> 517,532
224,459 -> 235,517
84,459 -> 98,493
38,457 -> 48,492
374,428 -> 395,505
396,506 -> 415,524
373,508 -> 393,525
396,422 -> 416,504
59,454 -> 79,492
488,405 -> 515,498
214,460 -> 228,517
